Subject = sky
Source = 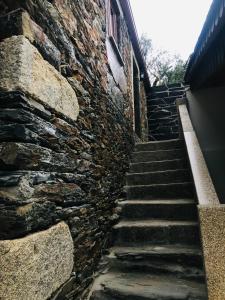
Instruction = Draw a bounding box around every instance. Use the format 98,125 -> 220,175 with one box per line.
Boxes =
130,0 -> 213,61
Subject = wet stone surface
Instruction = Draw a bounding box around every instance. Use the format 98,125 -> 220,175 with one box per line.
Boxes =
147,84 -> 186,140
0,0 -> 137,297
0,88 -> 133,297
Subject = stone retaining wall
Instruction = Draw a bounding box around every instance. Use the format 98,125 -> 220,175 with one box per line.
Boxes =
0,1 -> 147,299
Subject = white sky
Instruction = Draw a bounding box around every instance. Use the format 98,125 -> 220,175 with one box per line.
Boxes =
130,0 -> 213,61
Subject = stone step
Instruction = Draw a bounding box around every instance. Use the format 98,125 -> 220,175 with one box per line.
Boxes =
149,122 -> 179,133
119,199 -> 197,220
150,90 -> 185,99
149,104 -> 178,113
135,139 -> 183,152
150,104 -> 178,112
110,244 -> 203,268
90,272 -> 207,300
168,83 -> 184,88
149,133 -> 180,140
150,85 -> 170,92
149,132 -> 180,141
113,219 -> 199,246
147,96 -> 182,105
126,169 -> 190,185
150,125 -> 179,135
125,182 -> 194,200
168,86 -> 185,92
148,117 -> 179,127
150,89 -> 185,96
108,245 -> 204,281
148,109 -> 174,119
130,159 -> 188,173
131,149 -> 185,163
149,113 -> 178,122
150,83 -> 183,92
149,121 -> 179,130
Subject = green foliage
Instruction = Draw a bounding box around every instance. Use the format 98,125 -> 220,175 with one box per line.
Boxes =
166,56 -> 186,84
140,34 -> 186,86
139,34 -> 153,62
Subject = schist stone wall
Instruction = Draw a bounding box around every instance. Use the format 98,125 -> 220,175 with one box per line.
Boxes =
0,1 -> 147,299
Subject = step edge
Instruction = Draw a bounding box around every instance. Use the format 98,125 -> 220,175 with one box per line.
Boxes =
114,220 -> 199,228
92,271 -> 207,287
130,158 -> 187,166
135,138 -> 181,146
110,245 -> 202,254
126,168 -> 189,176
119,199 -> 196,205
125,182 -> 193,188
132,148 -> 184,155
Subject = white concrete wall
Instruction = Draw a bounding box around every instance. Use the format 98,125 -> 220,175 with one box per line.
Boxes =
186,87 -> 225,204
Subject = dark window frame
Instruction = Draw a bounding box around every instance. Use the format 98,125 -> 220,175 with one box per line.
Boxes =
107,0 -> 124,66
109,1 -> 119,44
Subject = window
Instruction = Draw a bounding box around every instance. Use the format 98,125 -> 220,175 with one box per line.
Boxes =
107,0 -> 124,65
109,1 -> 120,46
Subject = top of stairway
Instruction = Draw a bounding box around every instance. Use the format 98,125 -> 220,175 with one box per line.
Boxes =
150,83 -> 184,91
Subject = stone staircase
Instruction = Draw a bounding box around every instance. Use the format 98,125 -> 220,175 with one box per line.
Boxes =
90,139 -> 208,300
148,83 -> 186,141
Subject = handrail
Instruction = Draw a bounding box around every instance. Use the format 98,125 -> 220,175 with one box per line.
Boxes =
177,99 -> 220,206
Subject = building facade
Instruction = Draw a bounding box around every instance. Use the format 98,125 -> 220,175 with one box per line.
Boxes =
0,1 -> 150,299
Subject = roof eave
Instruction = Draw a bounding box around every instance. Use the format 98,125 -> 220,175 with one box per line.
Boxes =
119,0 -> 151,91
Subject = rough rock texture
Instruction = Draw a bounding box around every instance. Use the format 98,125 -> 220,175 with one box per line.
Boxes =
0,35 -> 79,121
147,84 -> 186,140
0,0 -> 144,298
140,82 -> 149,139
0,88 -> 133,297
0,200 -> 58,239
0,9 -> 61,69
0,222 -> 74,300
199,205 -> 225,300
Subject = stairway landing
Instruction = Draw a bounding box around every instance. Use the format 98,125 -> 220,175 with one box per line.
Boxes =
147,83 -> 186,141
89,139 -> 208,300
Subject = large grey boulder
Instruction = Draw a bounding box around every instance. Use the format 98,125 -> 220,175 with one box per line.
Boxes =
0,222 -> 74,300
0,35 -> 79,121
